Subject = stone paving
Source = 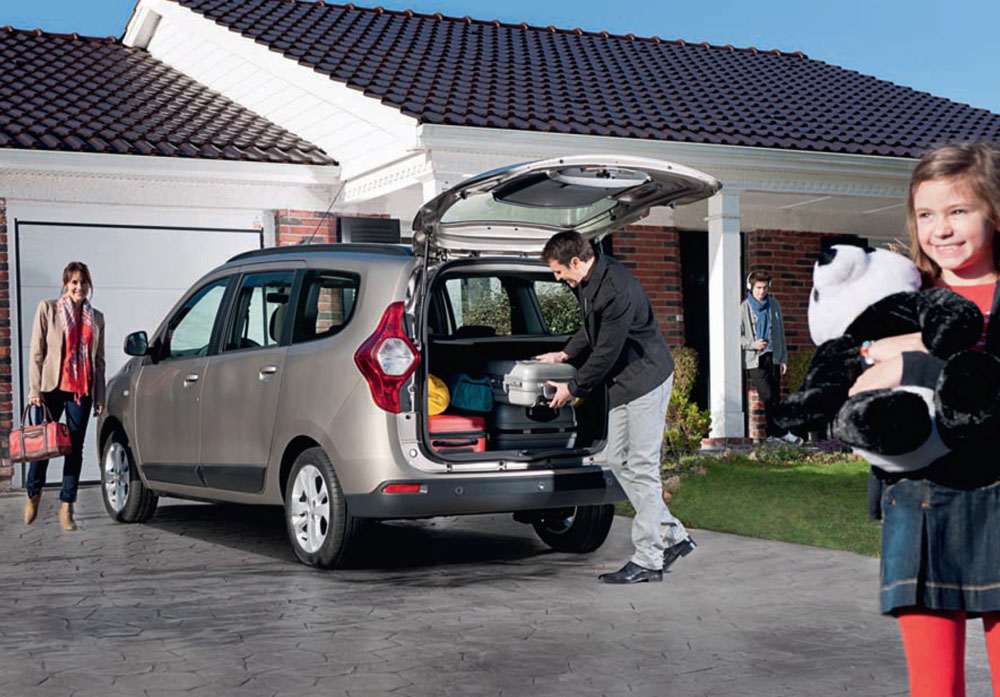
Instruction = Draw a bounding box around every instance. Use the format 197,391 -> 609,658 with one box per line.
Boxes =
1,485 -> 993,697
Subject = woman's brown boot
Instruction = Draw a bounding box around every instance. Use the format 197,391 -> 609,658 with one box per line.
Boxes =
59,502 -> 77,531
24,494 -> 41,525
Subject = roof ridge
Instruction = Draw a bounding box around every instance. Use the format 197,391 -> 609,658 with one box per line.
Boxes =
1,25 -> 119,43
277,0 -> 809,58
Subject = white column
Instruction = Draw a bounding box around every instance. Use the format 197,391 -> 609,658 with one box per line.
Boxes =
707,191 -> 745,438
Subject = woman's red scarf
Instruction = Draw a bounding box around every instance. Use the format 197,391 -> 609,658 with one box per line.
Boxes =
57,294 -> 94,403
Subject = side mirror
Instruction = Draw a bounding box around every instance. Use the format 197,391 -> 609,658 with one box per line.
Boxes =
123,331 -> 149,357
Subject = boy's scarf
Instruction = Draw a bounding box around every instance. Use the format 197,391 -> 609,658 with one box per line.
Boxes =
57,294 -> 94,404
747,293 -> 771,343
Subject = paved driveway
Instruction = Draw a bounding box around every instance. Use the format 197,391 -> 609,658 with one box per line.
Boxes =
1,486 -> 992,697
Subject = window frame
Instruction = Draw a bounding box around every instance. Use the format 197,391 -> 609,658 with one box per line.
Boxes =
218,269 -> 299,354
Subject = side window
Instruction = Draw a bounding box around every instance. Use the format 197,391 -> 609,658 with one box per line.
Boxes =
534,280 -> 582,334
443,277 -> 512,336
292,270 -> 360,343
223,271 -> 296,352
164,277 -> 230,360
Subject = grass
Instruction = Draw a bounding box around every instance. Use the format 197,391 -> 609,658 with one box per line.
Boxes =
616,449 -> 882,557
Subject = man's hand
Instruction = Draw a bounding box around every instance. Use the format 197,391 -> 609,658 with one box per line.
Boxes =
546,381 -> 573,409
780,363 -> 787,376
754,339 -> 768,350
535,351 -> 569,364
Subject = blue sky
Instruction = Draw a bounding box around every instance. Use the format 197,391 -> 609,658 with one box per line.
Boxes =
7,0 -> 1000,114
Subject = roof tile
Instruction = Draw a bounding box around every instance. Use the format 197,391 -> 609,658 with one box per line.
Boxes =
0,26 -> 334,164
172,0 -> 999,157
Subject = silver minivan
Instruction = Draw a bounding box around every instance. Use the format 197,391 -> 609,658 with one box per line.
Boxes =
96,155 -> 721,568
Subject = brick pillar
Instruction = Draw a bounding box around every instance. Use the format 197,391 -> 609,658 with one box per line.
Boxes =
0,199 -> 11,491
614,224 -> 684,346
274,209 -> 338,246
747,386 -> 767,441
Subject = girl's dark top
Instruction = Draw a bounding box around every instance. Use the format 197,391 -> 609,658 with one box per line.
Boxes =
869,281 -> 1000,519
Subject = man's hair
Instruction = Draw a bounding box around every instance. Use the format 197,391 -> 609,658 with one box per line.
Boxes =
541,231 -> 595,266
906,141 -> 1000,281
747,270 -> 771,286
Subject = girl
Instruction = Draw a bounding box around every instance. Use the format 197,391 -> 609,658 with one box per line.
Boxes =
851,141 -> 1000,697
23,261 -> 106,531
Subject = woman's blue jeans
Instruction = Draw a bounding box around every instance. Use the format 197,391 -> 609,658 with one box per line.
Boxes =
24,390 -> 92,503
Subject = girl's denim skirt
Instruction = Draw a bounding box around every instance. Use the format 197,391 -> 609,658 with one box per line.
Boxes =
880,477 -> 1000,615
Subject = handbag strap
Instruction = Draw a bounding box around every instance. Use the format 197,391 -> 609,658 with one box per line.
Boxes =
21,401 -> 56,426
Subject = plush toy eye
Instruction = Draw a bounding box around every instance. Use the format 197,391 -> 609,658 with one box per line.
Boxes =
812,288 -> 820,302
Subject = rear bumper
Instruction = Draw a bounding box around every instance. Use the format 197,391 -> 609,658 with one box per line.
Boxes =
345,466 -> 626,518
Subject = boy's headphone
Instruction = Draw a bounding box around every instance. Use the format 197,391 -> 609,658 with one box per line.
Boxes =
746,273 -> 772,291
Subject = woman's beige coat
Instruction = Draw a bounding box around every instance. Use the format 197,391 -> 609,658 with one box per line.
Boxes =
28,299 -> 106,407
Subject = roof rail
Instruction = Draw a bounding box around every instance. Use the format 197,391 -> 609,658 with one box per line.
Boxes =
228,243 -> 413,263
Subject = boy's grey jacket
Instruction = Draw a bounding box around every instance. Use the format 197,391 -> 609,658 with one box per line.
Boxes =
740,296 -> 787,369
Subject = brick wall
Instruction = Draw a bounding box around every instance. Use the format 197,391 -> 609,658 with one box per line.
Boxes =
615,225 -> 685,346
0,199 -> 10,490
275,209 -> 338,246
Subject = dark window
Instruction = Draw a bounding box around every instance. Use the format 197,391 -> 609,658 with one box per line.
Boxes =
291,270 -> 360,343
164,277 -> 230,361
223,271 -> 295,352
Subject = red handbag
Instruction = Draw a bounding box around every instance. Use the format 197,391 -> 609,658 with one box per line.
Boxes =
9,403 -> 73,463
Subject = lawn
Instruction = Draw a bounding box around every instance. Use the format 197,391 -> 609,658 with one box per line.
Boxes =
618,451 -> 883,557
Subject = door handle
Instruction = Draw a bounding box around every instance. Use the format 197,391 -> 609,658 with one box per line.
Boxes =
183,374 -> 200,385
259,365 -> 278,379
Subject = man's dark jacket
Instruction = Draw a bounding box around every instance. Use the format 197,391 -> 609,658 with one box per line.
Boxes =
563,254 -> 674,409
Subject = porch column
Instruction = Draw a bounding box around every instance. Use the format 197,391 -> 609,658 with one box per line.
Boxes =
707,191 -> 745,438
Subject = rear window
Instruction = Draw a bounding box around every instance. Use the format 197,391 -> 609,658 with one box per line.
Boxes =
534,281 -> 582,334
291,270 -> 360,343
444,277 -> 512,336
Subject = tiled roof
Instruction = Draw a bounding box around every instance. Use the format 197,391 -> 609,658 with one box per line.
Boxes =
175,0 -> 1000,159
0,27 -> 334,165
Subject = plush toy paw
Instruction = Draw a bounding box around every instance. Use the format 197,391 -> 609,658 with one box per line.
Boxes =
936,350 -> 1000,446
834,389 -> 933,455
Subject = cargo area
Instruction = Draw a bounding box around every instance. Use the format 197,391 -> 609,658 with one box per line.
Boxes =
417,261 -> 608,459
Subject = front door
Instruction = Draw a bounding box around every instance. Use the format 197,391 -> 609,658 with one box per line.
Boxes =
133,276 -> 232,485
198,269 -> 296,493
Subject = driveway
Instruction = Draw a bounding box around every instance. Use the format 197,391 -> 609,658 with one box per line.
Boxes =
1,486 -> 992,697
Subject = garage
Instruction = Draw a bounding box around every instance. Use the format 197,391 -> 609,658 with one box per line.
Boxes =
13,218 -> 265,485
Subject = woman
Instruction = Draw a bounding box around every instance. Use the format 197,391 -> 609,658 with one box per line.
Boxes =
23,261 -> 105,531
852,141 -> 1000,696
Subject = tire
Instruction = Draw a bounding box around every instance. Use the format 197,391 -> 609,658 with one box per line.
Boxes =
284,447 -> 362,569
532,504 -> 615,553
101,430 -> 158,523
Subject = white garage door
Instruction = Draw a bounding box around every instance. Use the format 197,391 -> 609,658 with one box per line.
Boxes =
15,221 -> 263,486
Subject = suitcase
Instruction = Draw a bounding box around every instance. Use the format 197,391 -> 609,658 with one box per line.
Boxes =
490,403 -> 577,450
484,359 -> 577,407
428,414 -> 487,453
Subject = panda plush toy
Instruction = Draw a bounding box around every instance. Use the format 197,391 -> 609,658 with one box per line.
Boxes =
776,244 -> 1000,471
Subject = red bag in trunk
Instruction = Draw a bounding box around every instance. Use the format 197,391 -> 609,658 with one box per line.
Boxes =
9,404 -> 73,463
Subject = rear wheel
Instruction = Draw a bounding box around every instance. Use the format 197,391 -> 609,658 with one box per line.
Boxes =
284,447 -> 362,569
101,431 -> 158,523
531,504 -> 614,553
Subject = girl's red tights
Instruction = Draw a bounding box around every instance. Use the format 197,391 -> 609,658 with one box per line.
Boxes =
897,609 -> 1000,697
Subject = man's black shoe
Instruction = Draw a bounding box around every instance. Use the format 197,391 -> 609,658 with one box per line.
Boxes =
662,536 -> 697,572
598,561 -> 663,584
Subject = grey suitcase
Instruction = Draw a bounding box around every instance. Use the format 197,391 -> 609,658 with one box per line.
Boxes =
484,359 -> 577,407
491,403 -> 577,450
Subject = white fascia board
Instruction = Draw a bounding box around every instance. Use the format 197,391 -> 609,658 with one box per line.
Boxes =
126,0 -> 420,176
0,148 -> 339,210
417,125 -> 916,200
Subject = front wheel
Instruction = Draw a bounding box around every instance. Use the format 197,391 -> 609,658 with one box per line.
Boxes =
101,431 -> 158,523
284,447 -> 362,569
531,504 -> 614,553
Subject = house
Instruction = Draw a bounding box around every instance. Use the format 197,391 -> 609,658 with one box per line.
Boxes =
3,0 -> 1000,489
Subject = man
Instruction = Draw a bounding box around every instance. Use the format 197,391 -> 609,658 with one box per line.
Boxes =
537,231 -> 695,584
740,270 -> 801,444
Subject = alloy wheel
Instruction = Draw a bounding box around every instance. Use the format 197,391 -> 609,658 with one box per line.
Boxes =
290,464 -> 331,553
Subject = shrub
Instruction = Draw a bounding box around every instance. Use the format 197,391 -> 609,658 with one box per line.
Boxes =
463,290 -> 512,335
785,346 -> 815,394
663,346 -> 712,462
536,285 -> 582,334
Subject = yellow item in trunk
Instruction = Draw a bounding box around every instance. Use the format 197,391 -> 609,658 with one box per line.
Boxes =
427,374 -> 450,415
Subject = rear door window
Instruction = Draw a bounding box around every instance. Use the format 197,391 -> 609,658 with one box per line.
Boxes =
223,271 -> 296,352
291,270 -> 361,343
443,277 -> 512,336
534,281 -> 582,334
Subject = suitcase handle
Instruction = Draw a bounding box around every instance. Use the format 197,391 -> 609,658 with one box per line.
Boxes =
432,438 -> 479,447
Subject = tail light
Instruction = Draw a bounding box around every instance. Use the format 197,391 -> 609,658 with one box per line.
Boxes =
354,302 -> 420,413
